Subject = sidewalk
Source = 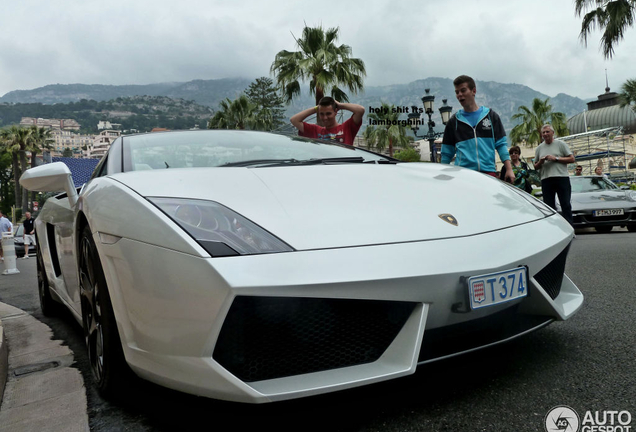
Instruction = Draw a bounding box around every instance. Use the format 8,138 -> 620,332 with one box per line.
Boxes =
0,257 -> 89,431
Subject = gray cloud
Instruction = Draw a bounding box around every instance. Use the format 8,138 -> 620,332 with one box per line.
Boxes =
1,0 -> 634,99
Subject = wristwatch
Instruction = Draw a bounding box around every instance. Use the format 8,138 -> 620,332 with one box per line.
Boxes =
556,157 -> 559,162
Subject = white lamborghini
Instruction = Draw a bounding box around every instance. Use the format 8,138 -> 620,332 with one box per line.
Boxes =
20,130 -> 583,403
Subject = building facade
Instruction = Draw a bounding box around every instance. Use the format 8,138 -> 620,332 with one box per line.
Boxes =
20,117 -> 81,131
85,130 -> 121,159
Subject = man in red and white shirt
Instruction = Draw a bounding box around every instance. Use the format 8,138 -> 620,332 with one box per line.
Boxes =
290,96 -> 365,145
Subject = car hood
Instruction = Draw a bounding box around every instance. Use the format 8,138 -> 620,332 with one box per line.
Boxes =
571,190 -> 636,210
111,163 -> 548,250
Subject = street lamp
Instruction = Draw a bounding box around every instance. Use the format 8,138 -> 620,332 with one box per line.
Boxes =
408,89 -> 453,162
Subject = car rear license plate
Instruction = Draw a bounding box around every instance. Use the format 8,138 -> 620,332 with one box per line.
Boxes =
593,209 -> 624,217
468,267 -> 528,310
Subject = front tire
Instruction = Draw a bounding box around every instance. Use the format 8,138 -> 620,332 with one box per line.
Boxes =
79,225 -> 129,398
628,225 -> 636,232
37,244 -> 58,317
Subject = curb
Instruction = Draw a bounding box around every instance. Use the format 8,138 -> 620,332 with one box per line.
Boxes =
0,302 -> 89,432
0,318 -> 7,405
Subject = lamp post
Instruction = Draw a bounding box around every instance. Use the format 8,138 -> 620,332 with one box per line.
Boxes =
408,89 -> 453,162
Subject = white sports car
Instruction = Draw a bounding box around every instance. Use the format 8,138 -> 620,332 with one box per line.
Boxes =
20,130 -> 583,403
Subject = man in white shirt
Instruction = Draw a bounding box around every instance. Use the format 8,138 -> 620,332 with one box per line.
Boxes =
0,210 -> 14,261
534,124 -> 575,225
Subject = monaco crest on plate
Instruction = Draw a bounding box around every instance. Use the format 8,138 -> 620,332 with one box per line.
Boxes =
472,280 -> 486,304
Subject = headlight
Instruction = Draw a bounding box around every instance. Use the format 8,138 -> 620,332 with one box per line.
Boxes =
628,191 -> 636,201
148,198 -> 294,257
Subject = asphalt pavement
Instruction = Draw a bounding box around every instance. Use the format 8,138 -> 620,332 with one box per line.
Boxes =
0,256 -> 89,432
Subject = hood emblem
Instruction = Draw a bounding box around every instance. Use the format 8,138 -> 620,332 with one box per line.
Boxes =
439,214 -> 458,226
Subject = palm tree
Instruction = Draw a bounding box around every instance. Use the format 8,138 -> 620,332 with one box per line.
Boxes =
208,95 -> 261,130
575,0 -> 636,59
619,78 -> 636,112
363,103 -> 411,157
509,98 -> 569,147
270,25 -> 366,124
27,126 -> 54,205
28,126 -> 54,168
0,126 -> 30,213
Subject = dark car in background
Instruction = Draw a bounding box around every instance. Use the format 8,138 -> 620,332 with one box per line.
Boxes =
569,176 -> 636,233
13,224 -> 37,257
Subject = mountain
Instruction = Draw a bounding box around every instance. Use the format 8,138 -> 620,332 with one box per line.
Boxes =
0,78 -> 253,108
0,77 -> 589,132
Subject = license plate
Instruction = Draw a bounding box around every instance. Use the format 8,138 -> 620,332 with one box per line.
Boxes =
593,209 -> 624,217
468,267 -> 528,310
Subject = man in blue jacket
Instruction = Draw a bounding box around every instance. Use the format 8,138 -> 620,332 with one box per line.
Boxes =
441,75 -> 514,183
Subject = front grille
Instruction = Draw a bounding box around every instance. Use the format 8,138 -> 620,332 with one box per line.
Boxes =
213,296 -> 416,382
534,244 -> 570,300
418,305 -> 553,363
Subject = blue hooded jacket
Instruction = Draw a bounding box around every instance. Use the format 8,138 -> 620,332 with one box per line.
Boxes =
440,107 -> 510,172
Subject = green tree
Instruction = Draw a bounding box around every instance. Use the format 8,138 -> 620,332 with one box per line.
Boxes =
363,103 -> 411,157
270,25 -> 366,124
62,147 -> 73,157
619,78 -> 636,112
208,95 -> 259,130
0,126 -> 32,212
28,126 -> 54,168
394,147 -> 421,162
0,150 -> 15,215
509,98 -> 569,147
575,0 -> 636,59
245,77 -> 286,130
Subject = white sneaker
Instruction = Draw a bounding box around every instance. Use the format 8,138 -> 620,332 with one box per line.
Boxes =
22,256 -> 29,259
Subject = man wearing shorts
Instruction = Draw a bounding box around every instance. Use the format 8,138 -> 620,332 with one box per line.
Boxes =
22,211 -> 36,259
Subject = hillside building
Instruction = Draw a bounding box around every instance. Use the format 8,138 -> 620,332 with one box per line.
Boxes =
20,117 -> 80,131
97,120 -> 122,130
85,130 -> 120,159
50,129 -> 95,157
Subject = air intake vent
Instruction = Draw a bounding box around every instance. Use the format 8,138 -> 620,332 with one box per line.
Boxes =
213,296 -> 416,382
534,243 -> 570,300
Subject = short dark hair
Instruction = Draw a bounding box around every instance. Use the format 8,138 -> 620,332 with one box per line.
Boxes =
509,145 -> 521,154
453,75 -> 476,90
576,165 -> 582,169
318,96 -> 337,110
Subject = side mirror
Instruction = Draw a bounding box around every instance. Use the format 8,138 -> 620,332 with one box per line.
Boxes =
20,162 -> 78,207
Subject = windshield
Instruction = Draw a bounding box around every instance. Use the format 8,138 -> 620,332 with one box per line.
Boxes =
570,176 -> 618,193
123,130 -> 391,171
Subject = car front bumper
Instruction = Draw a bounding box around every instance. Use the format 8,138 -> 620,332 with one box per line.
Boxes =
572,207 -> 636,228
96,213 -> 582,403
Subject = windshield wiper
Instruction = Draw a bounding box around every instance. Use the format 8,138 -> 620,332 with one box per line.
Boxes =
221,157 -> 367,167
288,157 -> 366,165
221,159 -> 301,167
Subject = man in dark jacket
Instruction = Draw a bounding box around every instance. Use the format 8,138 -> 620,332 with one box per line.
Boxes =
441,75 -> 514,183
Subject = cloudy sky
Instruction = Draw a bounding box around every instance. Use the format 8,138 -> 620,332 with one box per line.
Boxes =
1,0 -> 635,100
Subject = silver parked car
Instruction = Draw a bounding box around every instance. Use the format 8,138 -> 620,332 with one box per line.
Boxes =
13,224 -> 37,257
569,176 -> 636,233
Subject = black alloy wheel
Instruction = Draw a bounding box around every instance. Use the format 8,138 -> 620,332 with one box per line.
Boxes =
78,225 -> 128,398
36,240 -> 58,316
